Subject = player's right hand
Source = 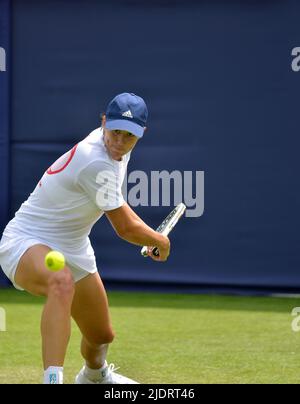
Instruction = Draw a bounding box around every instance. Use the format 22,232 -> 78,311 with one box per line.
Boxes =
147,236 -> 170,262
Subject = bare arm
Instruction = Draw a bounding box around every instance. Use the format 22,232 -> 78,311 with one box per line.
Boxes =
105,203 -> 170,261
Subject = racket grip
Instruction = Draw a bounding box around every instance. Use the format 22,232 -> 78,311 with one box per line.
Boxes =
141,246 -> 148,257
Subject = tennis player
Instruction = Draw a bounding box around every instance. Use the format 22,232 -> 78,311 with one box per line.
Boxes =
0,93 -> 170,384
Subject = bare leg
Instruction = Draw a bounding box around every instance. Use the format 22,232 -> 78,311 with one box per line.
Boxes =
72,272 -> 138,384
15,245 -> 75,369
71,273 -> 115,369
81,339 -> 109,370
41,271 -> 75,367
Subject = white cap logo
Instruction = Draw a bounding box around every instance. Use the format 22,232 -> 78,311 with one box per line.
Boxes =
122,110 -> 133,119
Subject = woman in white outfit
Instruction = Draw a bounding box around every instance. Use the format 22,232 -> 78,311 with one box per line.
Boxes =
0,93 -> 170,384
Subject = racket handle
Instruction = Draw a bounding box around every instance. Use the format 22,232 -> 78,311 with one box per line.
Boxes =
141,246 -> 148,257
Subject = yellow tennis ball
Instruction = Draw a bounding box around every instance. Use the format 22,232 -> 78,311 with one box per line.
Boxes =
45,251 -> 65,272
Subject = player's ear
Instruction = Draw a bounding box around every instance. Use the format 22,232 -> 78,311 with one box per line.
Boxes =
101,113 -> 106,128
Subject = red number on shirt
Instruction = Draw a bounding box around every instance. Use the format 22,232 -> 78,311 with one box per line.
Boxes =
47,144 -> 78,175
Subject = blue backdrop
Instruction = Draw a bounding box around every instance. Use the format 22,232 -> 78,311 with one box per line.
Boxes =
1,0 -> 300,292
0,0 -> 10,286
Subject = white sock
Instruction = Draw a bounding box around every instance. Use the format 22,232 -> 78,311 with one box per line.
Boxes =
83,362 -> 108,382
44,366 -> 64,384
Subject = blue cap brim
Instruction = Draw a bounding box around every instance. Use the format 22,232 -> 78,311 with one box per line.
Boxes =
105,119 -> 145,138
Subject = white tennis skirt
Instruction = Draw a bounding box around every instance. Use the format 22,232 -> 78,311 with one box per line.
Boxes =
0,229 -> 98,291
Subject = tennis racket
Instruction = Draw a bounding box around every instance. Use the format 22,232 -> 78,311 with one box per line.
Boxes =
141,203 -> 186,257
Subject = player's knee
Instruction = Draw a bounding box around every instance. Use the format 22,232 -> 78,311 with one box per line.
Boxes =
87,328 -> 115,347
102,329 -> 115,344
47,268 -> 75,302
96,329 -> 115,345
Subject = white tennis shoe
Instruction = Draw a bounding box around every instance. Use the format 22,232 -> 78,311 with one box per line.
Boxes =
75,363 -> 139,384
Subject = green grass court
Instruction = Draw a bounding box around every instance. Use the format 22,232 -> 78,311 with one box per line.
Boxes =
1,289 -> 300,384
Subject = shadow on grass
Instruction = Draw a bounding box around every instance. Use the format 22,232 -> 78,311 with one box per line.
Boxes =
0,286 -> 299,313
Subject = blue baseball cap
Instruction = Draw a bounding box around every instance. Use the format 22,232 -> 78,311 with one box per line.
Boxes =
105,93 -> 148,138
